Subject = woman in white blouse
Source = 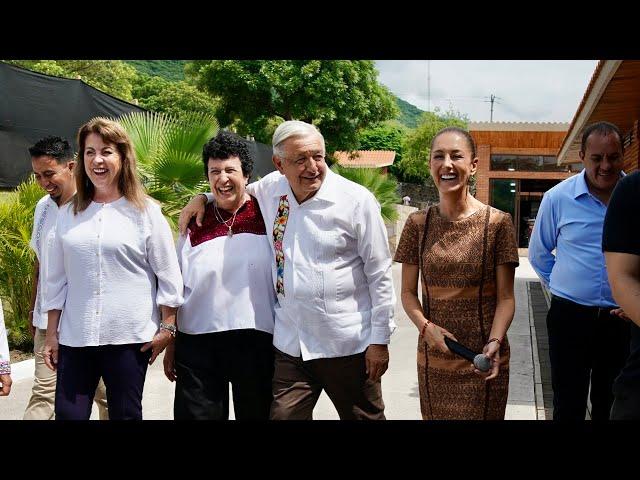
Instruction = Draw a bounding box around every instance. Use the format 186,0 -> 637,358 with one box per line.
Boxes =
43,118 -> 183,420
164,131 -> 275,420
0,300 -> 11,396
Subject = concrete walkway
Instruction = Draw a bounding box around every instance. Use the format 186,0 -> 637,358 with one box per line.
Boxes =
0,258 -> 544,420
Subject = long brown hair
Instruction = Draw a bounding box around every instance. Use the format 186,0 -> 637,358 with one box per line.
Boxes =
73,117 -> 147,214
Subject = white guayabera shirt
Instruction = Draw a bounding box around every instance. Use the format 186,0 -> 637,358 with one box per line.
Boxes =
0,300 -> 10,374
43,197 -> 184,347
29,195 -> 59,330
207,168 -> 397,360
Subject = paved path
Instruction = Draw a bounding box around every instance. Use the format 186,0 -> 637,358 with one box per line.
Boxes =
0,258 -> 544,420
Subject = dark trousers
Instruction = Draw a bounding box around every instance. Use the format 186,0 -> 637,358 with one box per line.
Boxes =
174,329 -> 274,420
270,348 -> 385,420
610,387 -> 640,420
546,295 -> 630,421
55,343 -> 151,420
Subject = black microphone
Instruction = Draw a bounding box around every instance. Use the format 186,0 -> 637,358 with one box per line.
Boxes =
443,337 -> 492,372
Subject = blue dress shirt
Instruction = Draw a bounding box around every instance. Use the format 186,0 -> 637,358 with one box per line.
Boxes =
528,169 -> 623,308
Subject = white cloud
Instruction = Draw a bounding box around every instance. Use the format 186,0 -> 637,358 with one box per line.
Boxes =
375,60 -> 598,123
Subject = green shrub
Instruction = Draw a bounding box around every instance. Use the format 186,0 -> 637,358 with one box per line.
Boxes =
0,178 -> 43,351
331,165 -> 400,222
118,111 -> 219,230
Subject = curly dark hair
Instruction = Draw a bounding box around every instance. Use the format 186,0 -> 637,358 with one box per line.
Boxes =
202,131 -> 254,179
28,136 -> 74,164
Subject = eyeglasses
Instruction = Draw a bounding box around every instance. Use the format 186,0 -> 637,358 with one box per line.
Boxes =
286,154 -> 326,166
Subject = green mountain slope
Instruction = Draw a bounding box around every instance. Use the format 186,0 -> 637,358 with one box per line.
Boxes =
126,60 -> 187,81
395,96 -> 424,129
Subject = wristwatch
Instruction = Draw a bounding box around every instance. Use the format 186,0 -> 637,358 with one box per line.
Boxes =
159,322 -> 177,337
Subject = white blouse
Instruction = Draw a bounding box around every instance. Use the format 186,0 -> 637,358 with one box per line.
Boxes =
208,168 -> 397,360
29,195 -> 59,330
43,197 -> 184,347
0,300 -> 9,375
177,196 -> 275,335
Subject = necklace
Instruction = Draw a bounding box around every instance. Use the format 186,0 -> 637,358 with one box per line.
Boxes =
214,201 -> 245,237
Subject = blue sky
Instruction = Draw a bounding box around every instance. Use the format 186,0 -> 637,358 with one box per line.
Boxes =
375,60 -> 598,123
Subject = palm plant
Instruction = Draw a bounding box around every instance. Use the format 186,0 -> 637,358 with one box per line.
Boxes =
0,178 -> 44,350
118,111 -> 219,229
331,165 -> 400,222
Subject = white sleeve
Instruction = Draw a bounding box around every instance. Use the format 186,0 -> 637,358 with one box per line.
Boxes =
246,172 -> 281,210
0,301 -> 10,374
29,199 -> 43,256
146,203 -> 184,308
355,192 -> 397,344
42,209 -> 68,312
176,231 -> 188,272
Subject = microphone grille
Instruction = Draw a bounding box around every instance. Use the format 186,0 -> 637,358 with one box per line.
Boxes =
474,354 -> 492,372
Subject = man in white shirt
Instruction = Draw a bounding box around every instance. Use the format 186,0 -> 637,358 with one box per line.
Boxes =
180,121 -> 396,419
0,300 -> 11,396
25,136 -> 108,420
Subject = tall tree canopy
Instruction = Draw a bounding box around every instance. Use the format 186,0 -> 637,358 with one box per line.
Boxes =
132,75 -> 218,120
6,60 -> 139,101
357,122 -> 407,179
185,60 -> 398,151
398,109 -> 469,184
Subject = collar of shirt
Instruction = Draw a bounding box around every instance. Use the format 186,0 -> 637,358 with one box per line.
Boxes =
271,167 -> 340,206
573,169 -> 627,201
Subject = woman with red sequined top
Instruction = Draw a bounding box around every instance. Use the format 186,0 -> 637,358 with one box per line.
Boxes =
165,131 -> 276,420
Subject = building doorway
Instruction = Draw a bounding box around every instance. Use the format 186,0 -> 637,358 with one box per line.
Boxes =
490,179 -> 561,247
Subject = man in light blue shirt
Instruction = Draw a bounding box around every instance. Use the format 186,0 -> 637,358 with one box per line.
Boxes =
529,121 -> 630,420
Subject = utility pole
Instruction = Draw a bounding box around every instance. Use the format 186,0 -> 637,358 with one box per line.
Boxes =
486,94 -> 501,122
490,94 -> 495,122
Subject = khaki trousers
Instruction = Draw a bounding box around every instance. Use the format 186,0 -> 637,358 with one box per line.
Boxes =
270,348 -> 385,420
23,328 -> 109,420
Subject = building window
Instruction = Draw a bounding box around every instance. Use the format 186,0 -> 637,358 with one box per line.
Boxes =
490,179 -> 516,221
490,154 -> 568,172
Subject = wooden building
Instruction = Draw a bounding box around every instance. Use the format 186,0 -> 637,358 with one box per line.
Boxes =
470,122 -> 577,247
557,60 -> 640,172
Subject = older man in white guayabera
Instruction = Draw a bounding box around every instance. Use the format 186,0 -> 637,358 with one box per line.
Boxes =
179,121 -> 396,420
25,136 -> 108,420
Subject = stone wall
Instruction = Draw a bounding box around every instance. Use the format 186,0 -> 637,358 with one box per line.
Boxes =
397,180 -> 439,209
397,177 -> 476,210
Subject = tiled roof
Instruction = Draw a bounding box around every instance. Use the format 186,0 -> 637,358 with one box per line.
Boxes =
333,150 -> 396,168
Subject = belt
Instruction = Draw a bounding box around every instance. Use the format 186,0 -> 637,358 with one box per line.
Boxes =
551,294 -> 616,318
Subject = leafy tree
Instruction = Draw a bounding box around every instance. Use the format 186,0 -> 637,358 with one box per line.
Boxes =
0,179 -> 43,351
398,108 -> 469,184
357,122 -> 408,179
5,60 -> 139,101
132,74 -> 218,120
185,60 -> 398,151
118,111 -> 219,229
331,165 -> 400,222
126,60 -> 187,82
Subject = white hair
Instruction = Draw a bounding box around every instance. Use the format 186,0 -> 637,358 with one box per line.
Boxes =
272,120 -> 324,158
